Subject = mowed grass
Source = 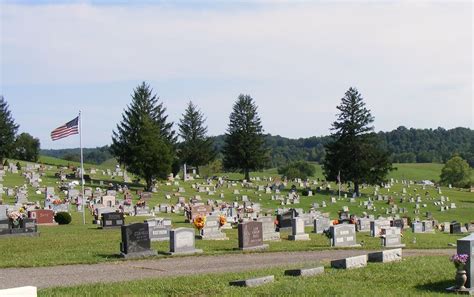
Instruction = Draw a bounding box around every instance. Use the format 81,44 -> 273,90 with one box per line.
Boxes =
39,256 -> 457,297
0,158 -> 472,268
0,209 -> 466,268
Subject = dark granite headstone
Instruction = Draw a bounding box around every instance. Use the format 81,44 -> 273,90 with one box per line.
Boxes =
391,219 -> 404,229
0,219 -> 10,235
450,222 -> 462,234
120,223 -> 157,258
101,212 -> 124,228
238,221 -> 268,250
277,209 -> 298,229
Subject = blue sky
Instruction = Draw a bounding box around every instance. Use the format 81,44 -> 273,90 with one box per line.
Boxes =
1,1 -> 472,149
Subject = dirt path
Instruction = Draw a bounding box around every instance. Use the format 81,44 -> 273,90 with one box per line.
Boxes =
0,249 -> 454,290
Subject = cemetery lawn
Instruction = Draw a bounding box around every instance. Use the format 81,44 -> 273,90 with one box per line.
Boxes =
0,159 -> 473,268
39,255 -> 456,296
0,209 -> 466,268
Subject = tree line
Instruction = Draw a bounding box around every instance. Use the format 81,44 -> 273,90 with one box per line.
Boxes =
1,84 -> 472,191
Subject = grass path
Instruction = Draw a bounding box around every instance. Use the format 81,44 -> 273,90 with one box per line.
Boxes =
0,249 -> 454,290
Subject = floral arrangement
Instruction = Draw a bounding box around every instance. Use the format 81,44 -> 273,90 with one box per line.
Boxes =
193,215 -> 206,230
53,199 -> 62,205
218,215 -> 227,227
332,219 -> 339,225
8,210 -> 26,226
136,199 -> 146,207
451,254 -> 469,269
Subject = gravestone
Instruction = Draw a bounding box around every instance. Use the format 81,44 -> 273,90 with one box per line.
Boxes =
331,255 -> 367,269
368,248 -> 402,263
288,218 -> 310,240
198,215 -> 228,240
447,234 -> 474,294
412,222 -> 423,233
145,218 -> 172,241
330,224 -> 360,247
276,209 -> 298,230
391,219 -> 404,229
370,219 -> 391,237
120,223 -> 157,258
450,222 -> 462,234
238,221 -> 268,251
357,218 -> 371,232
190,205 -> 212,221
380,227 -> 405,248
313,217 -> 330,234
257,216 -> 280,241
0,219 -> 10,235
28,209 -> 55,225
422,220 -> 434,233
167,227 -> 203,255
101,212 -> 124,228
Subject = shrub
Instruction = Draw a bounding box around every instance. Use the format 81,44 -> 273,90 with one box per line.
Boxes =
278,161 -> 316,180
301,188 -> 310,196
54,212 -> 72,225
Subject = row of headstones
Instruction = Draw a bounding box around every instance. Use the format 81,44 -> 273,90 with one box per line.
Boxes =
229,249 -> 403,288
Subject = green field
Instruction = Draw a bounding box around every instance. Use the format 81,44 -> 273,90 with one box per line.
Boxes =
39,256 -> 457,296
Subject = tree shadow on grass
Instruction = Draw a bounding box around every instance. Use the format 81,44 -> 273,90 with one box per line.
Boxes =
415,279 -> 454,294
461,200 -> 474,204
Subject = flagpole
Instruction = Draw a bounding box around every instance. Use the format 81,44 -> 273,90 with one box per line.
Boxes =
338,170 -> 341,200
79,111 -> 85,225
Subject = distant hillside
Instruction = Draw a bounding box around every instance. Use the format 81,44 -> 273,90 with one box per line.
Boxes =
42,127 -> 473,168
40,146 -> 113,165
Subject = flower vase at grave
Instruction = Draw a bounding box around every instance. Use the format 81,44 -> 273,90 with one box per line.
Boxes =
455,264 -> 467,290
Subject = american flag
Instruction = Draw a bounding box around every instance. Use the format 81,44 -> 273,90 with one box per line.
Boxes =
51,116 -> 79,141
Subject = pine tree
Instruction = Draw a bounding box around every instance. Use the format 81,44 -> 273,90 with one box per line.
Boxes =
222,94 -> 269,180
0,96 -> 19,163
178,101 -> 215,174
323,87 -> 392,196
111,82 -> 175,190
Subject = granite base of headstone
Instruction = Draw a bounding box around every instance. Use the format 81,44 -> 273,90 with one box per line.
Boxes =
229,275 -> 274,287
284,267 -> 324,277
368,248 -> 402,263
331,255 -> 367,269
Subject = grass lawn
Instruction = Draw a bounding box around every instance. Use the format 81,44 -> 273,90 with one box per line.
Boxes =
39,255 -> 458,296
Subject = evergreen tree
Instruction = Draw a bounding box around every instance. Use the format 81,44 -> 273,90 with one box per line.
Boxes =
178,101 -> 215,174
14,133 -> 40,162
222,94 -> 269,180
323,87 -> 392,196
0,96 -> 19,163
111,82 -> 175,190
440,155 -> 471,188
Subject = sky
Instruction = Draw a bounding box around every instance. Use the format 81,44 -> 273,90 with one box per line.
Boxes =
1,0 -> 473,149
